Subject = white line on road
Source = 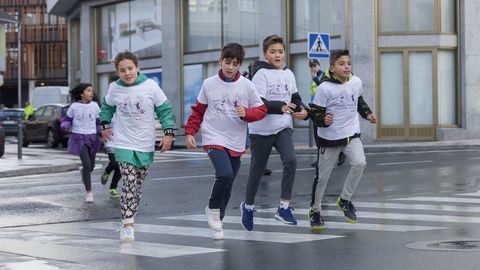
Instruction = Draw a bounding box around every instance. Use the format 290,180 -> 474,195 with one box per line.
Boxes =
392,196 -> 480,204
376,160 -> 433,166
89,222 -> 342,243
160,214 -> 446,232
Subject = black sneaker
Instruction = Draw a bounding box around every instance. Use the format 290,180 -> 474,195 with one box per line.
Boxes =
336,196 -> 357,223
308,208 -> 325,230
263,168 -> 272,175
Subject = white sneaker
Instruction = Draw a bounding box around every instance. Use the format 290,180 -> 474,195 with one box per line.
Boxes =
205,206 -> 222,231
120,226 -> 135,242
85,191 -> 94,203
212,229 -> 224,240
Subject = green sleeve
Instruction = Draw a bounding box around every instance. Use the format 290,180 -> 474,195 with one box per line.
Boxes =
100,96 -> 116,123
155,100 -> 175,129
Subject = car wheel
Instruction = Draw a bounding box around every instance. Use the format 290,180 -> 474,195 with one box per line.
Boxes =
47,129 -> 59,148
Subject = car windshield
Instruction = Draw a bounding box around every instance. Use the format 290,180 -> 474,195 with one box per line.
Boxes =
0,111 -> 23,120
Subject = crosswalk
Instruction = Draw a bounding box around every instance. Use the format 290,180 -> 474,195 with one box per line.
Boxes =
2,191 -> 480,267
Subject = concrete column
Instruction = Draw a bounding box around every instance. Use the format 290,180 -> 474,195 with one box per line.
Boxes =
347,0 -> 376,142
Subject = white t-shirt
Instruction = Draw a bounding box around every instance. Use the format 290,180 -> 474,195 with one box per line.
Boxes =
104,79 -> 168,152
197,74 -> 264,152
313,75 -> 363,140
248,68 -> 297,135
67,101 -> 100,135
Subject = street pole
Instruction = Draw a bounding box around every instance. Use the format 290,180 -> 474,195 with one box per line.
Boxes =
17,19 -> 22,159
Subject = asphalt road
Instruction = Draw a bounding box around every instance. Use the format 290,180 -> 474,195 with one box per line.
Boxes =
1,146 -> 480,270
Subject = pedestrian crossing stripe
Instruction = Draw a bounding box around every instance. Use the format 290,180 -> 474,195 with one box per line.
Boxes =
392,196 -> 480,204
88,222 -> 343,243
160,214 -> 446,232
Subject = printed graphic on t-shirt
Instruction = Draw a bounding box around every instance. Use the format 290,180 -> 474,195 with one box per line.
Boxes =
267,79 -> 290,101
118,96 -> 145,120
330,92 -> 357,113
212,94 -> 241,116
77,112 -> 96,122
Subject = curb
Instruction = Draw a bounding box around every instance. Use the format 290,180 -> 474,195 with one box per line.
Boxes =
0,163 -> 80,178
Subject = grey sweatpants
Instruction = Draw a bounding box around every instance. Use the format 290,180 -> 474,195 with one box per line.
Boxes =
245,128 -> 297,205
310,138 -> 366,212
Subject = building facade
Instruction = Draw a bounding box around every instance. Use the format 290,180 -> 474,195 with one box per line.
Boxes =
0,0 -> 68,108
48,0 -> 479,143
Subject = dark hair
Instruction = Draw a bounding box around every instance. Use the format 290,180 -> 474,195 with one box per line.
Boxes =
70,83 -> 92,102
262,34 -> 285,54
221,43 -> 245,64
329,49 -> 350,66
114,51 -> 139,70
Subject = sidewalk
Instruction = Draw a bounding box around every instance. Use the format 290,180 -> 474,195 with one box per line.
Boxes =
2,139 -> 480,178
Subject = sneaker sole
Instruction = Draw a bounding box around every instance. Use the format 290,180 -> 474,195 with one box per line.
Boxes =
274,214 -> 297,225
310,225 -> 326,231
240,202 -> 254,231
121,237 -> 134,242
336,198 -> 358,224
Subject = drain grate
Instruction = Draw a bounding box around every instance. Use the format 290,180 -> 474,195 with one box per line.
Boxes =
407,240 -> 480,252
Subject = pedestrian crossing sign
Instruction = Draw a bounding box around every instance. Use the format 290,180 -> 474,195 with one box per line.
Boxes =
308,32 -> 330,59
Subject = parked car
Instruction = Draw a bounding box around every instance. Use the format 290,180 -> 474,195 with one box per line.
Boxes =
22,103 -> 70,148
0,123 -> 4,157
0,108 -> 25,136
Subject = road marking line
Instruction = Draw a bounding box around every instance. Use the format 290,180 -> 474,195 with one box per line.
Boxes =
324,201 -> 480,213
393,196 -> 480,204
376,160 -> 433,166
160,215 -> 446,232
455,191 -> 480,197
89,222 -> 342,243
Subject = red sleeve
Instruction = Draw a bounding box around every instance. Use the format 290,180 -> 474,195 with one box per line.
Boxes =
241,104 -> 267,123
185,101 -> 208,135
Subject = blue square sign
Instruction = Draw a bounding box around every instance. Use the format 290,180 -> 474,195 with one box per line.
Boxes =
308,32 -> 330,59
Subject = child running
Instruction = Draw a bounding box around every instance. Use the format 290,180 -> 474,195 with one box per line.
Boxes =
308,49 -> 376,230
61,83 -> 101,203
185,43 -> 267,240
100,118 -> 121,199
100,51 -> 175,242
240,35 -> 309,231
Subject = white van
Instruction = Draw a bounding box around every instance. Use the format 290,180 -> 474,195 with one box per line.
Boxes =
31,86 -> 70,109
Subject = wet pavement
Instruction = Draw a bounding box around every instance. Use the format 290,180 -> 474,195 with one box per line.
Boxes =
1,141 -> 480,269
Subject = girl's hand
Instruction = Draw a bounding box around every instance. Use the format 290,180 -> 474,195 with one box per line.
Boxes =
101,129 -> 112,142
367,113 -> 377,124
159,135 -> 173,152
293,106 -> 308,120
185,134 -> 197,149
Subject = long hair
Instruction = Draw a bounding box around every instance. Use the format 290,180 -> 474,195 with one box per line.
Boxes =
70,83 -> 92,102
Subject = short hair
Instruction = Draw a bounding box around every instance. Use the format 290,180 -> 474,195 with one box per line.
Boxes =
114,51 -> 138,70
329,49 -> 350,66
309,59 -> 320,68
70,83 -> 92,102
262,34 -> 285,54
221,43 -> 245,64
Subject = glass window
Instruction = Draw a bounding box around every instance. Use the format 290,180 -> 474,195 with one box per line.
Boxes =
183,64 -> 205,124
409,52 -> 433,125
292,0 -> 343,40
223,0 -> 258,45
380,52 -> 404,125
437,50 -> 456,125
184,0 -> 222,52
441,0 -> 455,33
96,0 -> 162,63
408,0 -> 435,32
184,0 -> 258,52
378,0 -> 405,32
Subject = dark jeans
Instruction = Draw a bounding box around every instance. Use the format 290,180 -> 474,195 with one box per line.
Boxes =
79,145 -> 96,191
207,148 -> 241,220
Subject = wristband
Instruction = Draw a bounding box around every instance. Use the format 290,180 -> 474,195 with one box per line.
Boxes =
164,128 -> 175,137
101,123 -> 111,130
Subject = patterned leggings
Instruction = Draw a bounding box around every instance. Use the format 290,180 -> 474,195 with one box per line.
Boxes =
118,162 -> 149,225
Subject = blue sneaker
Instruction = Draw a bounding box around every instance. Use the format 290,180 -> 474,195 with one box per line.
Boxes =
274,207 -> 297,225
240,201 -> 254,231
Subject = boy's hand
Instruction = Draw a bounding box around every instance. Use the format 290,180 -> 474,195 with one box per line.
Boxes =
159,135 -> 173,152
281,103 -> 295,114
185,134 -> 197,149
101,129 -> 112,142
293,105 -> 308,120
236,106 -> 246,118
367,113 -> 377,124
324,113 -> 333,126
